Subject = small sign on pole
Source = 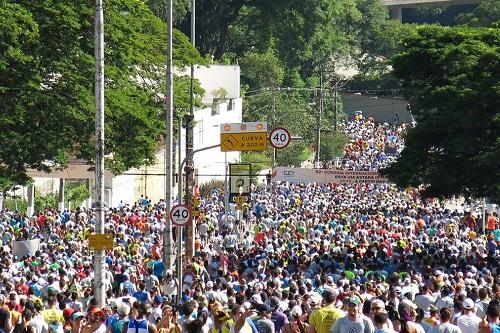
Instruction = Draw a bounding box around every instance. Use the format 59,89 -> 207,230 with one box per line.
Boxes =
170,204 -> 192,227
269,127 -> 291,149
88,234 -> 114,251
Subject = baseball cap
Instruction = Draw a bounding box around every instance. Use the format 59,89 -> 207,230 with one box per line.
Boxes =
463,298 -> 475,310
346,296 -> 361,306
71,312 -> 85,321
206,281 -> 214,289
257,303 -> 273,313
89,307 -> 104,316
63,308 -> 74,319
153,295 -> 163,304
251,294 -> 263,304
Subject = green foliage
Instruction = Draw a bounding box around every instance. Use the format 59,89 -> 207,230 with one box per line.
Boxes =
276,141 -> 313,167
382,25 -> 500,201
0,0 -> 202,186
199,179 -> 224,198
320,131 -> 350,162
3,197 -> 28,213
456,0 -> 500,27
34,191 -> 57,212
241,152 -> 271,176
65,181 -> 90,207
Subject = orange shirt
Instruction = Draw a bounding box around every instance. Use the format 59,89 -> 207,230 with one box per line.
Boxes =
487,216 -> 497,230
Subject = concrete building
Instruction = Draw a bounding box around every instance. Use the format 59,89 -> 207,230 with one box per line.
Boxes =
382,0 -> 483,20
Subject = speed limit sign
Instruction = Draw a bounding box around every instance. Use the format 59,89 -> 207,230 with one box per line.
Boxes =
170,204 -> 192,227
269,127 -> 291,149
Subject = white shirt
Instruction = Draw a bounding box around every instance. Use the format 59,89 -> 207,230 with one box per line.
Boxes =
429,322 -> 462,333
456,313 -> 481,333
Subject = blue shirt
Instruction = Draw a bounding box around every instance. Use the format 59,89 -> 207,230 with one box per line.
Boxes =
152,261 -> 165,278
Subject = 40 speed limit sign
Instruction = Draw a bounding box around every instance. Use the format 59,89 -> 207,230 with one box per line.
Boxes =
170,204 -> 192,227
269,127 -> 291,149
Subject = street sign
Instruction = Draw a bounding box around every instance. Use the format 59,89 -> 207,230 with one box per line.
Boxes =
229,163 -> 251,202
269,127 -> 291,149
220,122 -> 268,152
235,195 -> 245,206
170,204 -> 192,227
88,234 -> 114,251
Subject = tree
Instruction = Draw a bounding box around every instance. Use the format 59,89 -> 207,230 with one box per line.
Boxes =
320,131 -> 349,163
0,0 -> 203,186
456,0 -> 500,27
381,25 -> 500,201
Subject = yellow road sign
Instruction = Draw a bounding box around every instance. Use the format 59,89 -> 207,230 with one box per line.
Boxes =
236,195 -> 246,206
193,197 -> 199,207
88,234 -> 114,251
192,208 -> 200,217
221,132 -> 267,152
236,204 -> 245,211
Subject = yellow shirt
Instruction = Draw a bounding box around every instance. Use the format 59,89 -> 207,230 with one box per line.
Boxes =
41,308 -> 65,324
309,305 -> 345,333
210,319 -> 234,333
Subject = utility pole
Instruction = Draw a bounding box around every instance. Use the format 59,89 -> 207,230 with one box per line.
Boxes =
163,0 -> 174,271
185,0 -> 196,259
333,81 -> 338,132
315,72 -> 323,168
93,0 -> 106,307
176,116 -> 183,303
271,89 -> 277,167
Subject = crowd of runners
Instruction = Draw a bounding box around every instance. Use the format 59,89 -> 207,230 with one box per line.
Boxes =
0,114 -> 498,333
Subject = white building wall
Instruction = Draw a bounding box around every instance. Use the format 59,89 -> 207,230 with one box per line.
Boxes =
192,99 -> 242,183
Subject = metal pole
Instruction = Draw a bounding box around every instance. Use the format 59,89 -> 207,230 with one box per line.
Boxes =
271,90 -> 276,167
191,0 -> 195,45
315,72 -> 323,167
224,153 -> 229,226
163,0 -> 174,272
176,117 -> 183,303
482,197 -> 486,234
185,0 -> 196,259
93,0 -> 106,307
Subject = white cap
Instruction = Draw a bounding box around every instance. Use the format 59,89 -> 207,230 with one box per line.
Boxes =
291,305 -> 303,317
463,298 -> 475,310
206,281 -> 214,289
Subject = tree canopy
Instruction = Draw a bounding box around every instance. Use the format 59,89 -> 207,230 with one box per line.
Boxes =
381,25 -> 500,201
0,0 -> 202,187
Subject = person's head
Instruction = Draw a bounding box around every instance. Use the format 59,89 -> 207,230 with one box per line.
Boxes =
117,303 -> 130,318
346,296 -> 361,320
71,312 -> 86,326
486,302 -> 500,321
373,311 -> 389,329
22,309 -> 33,324
88,307 -> 105,323
462,299 -> 475,313
231,305 -> 245,322
439,307 -> 452,322
370,299 -> 386,317
257,303 -> 273,319
323,289 -> 336,305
